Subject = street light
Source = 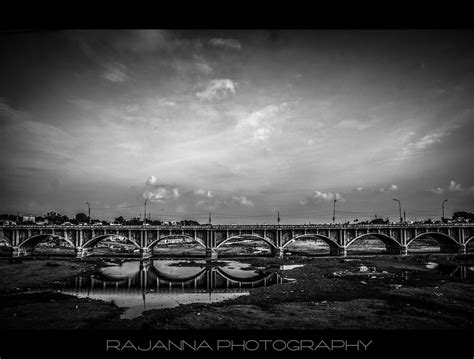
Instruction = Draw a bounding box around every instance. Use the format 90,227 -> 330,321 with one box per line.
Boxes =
332,199 -> 337,224
393,199 -> 402,223
143,199 -> 148,225
442,199 -> 448,221
85,202 -> 90,224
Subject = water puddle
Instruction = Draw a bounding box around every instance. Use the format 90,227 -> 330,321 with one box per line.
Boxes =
425,262 -> 439,269
280,264 -> 305,271
58,259 -> 290,319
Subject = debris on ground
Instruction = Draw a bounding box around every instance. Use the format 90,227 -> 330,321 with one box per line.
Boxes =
388,284 -> 403,290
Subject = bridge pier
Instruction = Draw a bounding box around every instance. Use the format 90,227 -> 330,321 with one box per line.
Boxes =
12,246 -> 34,257
398,245 -> 408,255
141,247 -> 153,259
206,248 -> 218,262
274,247 -> 284,258
458,244 -> 467,255
337,246 -> 347,257
76,247 -> 93,259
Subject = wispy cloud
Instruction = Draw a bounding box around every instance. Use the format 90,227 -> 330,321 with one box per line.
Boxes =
300,191 -> 345,205
237,104 -> 286,142
448,180 -> 462,192
334,118 -> 374,131
102,62 -> 128,83
428,187 -> 444,195
379,184 -> 398,192
402,129 -> 451,156
229,195 -> 254,207
209,38 -> 242,50
196,79 -> 237,101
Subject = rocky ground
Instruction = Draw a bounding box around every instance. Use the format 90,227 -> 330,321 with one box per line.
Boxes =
0,253 -> 473,330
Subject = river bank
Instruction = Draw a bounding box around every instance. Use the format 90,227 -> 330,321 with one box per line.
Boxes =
0,254 -> 473,330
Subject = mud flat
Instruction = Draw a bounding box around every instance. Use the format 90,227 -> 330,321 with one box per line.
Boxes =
0,257 -> 123,329
0,254 -> 473,330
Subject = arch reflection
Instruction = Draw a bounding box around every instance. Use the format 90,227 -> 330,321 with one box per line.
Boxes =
64,259 -> 286,296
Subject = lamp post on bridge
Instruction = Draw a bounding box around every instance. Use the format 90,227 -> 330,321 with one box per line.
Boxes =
85,202 -> 90,224
332,199 -> 337,224
143,199 -> 148,225
442,199 -> 448,222
393,198 -> 402,223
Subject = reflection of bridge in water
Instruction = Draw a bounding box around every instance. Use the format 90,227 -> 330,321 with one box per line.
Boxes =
65,260 -> 285,296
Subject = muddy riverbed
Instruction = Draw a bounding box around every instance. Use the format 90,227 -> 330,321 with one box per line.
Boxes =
0,254 -> 473,330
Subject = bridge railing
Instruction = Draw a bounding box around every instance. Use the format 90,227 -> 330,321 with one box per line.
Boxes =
1,223 -> 472,230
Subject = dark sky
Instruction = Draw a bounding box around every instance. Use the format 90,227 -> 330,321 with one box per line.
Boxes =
0,30 -> 473,223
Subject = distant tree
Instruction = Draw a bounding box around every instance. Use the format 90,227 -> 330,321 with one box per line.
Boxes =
147,219 -> 162,225
75,213 -> 88,223
114,216 -> 125,224
181,220 -> 200,226
370,218 -> 388,225
127,217 -> 142,225
453,211 -> 474,222
45,211 -> 63,224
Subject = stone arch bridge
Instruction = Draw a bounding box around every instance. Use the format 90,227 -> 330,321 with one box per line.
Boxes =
0,224 -> 473,259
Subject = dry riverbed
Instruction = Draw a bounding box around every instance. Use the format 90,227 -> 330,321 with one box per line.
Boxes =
0,254 -> 473,330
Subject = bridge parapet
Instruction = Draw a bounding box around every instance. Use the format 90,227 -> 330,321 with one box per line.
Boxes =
1,223 -> 472,258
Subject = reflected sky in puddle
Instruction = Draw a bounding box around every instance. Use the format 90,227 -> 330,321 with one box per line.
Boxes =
59,259 -> 288,319
399,264 -> 474,282
280,264 -> 305,271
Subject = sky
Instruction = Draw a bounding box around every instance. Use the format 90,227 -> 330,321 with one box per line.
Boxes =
0,29 -> 473,224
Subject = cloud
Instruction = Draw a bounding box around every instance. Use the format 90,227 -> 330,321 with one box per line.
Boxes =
143,186 -> 180,201
237,104 -> 285,142
379,184 -> 398,192
355,186 -> 364,191
102,62 -> 128,83
146,176 -> 157,185
196,198 -> 222,211
143,176 -> 179,201
300,191 -> 345,205
428,181 -> 471,194
448,180 -> 462,192
209,38 -> 242,50
428,187 -> 445,195
194,188 -> 213,198
196,79 -> 236,101
335,119 -> 373,131
229,195 -> 254,207
402,129 -> 451,157
158,98 -> 177,107
195,62 -> 212,75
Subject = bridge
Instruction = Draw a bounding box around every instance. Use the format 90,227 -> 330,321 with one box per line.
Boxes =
1,224 -> 473,259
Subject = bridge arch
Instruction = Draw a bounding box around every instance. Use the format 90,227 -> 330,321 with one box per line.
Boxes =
346,233 -> 401,250
282,234 -> 339,251
407,232 -> 459,248
465,236 -> 474,245
18,234 -> 75,249
82,234 -> 140,249
216,235 -> 277,250
146,235 -> 206,250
